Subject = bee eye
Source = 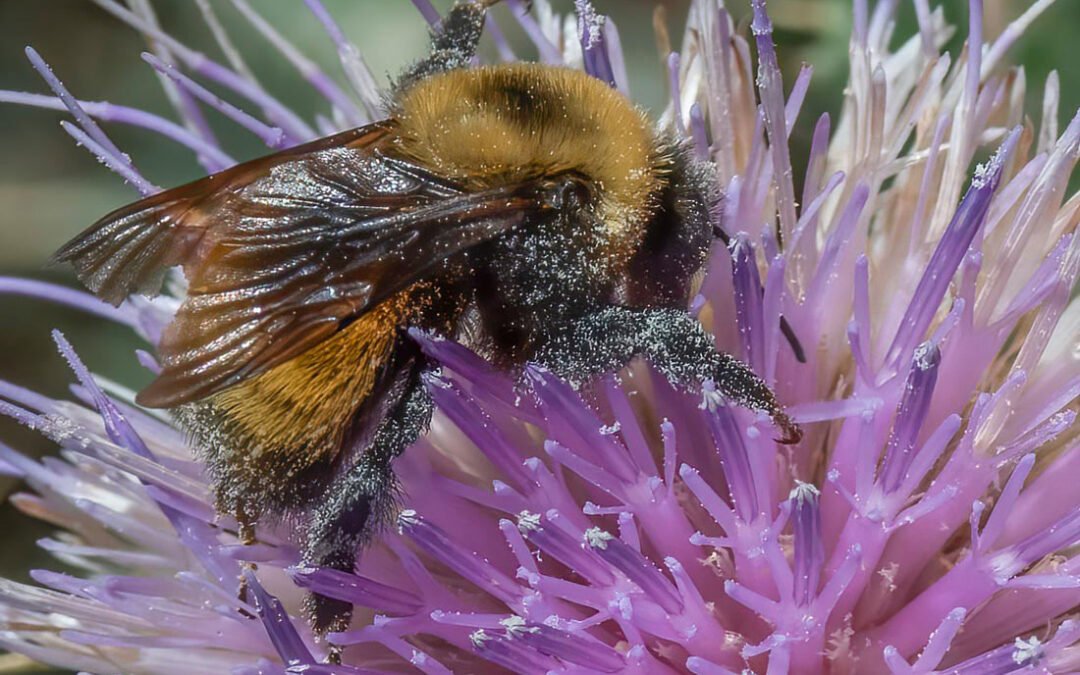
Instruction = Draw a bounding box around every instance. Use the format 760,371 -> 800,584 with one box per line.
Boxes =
544,175 -> 592,211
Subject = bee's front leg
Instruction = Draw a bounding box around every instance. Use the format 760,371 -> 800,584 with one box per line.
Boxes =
301,376 -> 434,646
396,1 -> 491,91
534,306 -> 801,443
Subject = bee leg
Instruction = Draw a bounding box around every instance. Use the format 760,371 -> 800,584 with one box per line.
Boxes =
535,307 -> 801,443
234,502 -> 259,618
396,0 -> 490,90
302,378 -> 434,640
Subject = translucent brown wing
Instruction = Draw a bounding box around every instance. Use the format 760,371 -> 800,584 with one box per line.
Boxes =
53,122 -> 560,407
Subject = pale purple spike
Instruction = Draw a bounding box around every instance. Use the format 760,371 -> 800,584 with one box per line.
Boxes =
965,0 -> 983,120
24,47 -> 143,185
668,52 -> 686,136
911,0 -> 936,56
689,103 -> 709,159
287,566 -> 423,615
701,399 -> 761,522
602,379 -> 655,477
517,511 -> 614,585
89,0 -> 315,141
887,607 -> 966,672
423,376 -> 533,490
0,90 -> 235,169
301,0 -> 382,117
853,0 -> 869,47
686,657 -> 743,675
680,463 -> 737,534
409,329 -> 533,421
730,234 -> 765,372
789,482 -> 823,606
141,53 -> 286,148
470,630 -> 559,675
505,0 -> 562,65
879,341 -> 941,493
895,414 -> 962,499
867,0 -> 900,49
410,0 -> 440,27
228,0 -> 364,125
513,621 -> 626,672
575,0 -> 615,87
750,0 -> 797,243
397,510 -> 521,605
602,20 -> 628,94
908,114 -> 951,256
243,570 -> 314,667
807,182 -> 869,301
525,367 -> 636,483
1007,505 -> 1080,567
784,65 -> 812,138
484,14 -> 517,63
800,112 -> 832,212
128,1 -> 220,156
885,127 -> 1020,367
583,527 -> 683,614
0,277 -> 136,326
61,120 -> 159,195
52,331 -> 153,462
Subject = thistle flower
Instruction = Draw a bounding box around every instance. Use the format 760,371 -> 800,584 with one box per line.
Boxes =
1,0 -> 1079,673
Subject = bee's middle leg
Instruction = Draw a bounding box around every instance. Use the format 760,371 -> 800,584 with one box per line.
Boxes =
301,376 -> 434,639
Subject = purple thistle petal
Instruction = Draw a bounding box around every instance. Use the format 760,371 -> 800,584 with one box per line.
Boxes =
504,0 -> 562,65
24,46 -> 152,193
287,566 -> 423,615
89,0 -> 315,141
602,19 -> 628,95
227,0 -> 364,126
0,89 -> 235,169
789,482 -> 823,607
749,0 -> 797,244
301,0 -> 382,117
397,510 -> 521,606
409,0 -> 440,27
141,52 -> 286,148
575,0 -> 615,87
885,127 -> 1020,368
730,234 -> 765,373
878,341 -> 941,493
583,527 -> 683,615
244,570 -> 315,667
60,120 -> 160,195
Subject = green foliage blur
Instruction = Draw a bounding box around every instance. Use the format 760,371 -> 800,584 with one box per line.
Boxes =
0,1 -> 1075,672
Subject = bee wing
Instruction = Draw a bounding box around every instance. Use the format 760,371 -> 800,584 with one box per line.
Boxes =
53,122 -> 561,407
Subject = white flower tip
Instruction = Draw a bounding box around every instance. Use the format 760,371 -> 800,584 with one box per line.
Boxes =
1012,635 -> 1043,666
788,480 -> 821,503
584,527 -> 614,549
397,509 -> 420,532
517,510 -> 542,533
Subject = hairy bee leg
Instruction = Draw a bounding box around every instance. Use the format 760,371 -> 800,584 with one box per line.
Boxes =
396,1 -> 490,90
302,379 -> 435,638
234,503 -> 259,615
535,307 -> 802,443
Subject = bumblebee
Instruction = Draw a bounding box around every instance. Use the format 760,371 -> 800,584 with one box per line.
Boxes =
54,0 -> 800,634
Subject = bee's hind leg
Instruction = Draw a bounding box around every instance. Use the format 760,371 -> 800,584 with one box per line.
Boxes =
301,374 -> 434,650
233,503 -> 260,615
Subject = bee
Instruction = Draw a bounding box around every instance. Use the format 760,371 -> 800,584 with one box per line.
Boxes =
54,0 -> 801,635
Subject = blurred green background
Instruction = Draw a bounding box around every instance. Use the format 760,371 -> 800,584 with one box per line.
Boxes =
0,0 -> 1076,672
